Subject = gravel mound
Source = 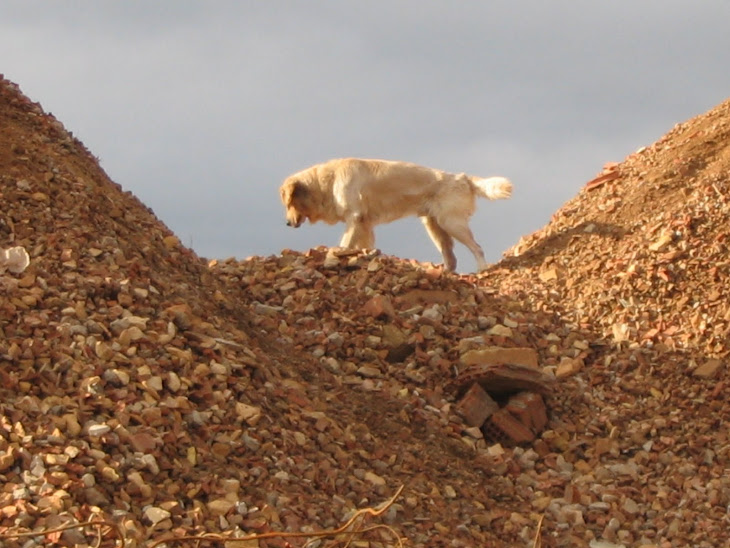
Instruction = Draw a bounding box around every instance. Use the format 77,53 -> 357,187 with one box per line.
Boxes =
1,76 -> 728,547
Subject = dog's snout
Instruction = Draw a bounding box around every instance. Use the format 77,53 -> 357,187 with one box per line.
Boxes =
286,220 -> 292,227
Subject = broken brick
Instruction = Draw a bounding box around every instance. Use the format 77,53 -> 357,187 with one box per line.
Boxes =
449,363 -> 555,397
505,392 -> 548,433
555,357 -> 584,378
460,346 -> 538,368
362,294 -> 396,319
693,359 -> 723,379
484,409 -> 536,445
455,382 -> 499,427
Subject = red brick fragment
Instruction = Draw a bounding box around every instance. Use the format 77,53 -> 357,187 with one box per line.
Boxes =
693,359 -> 723,379
485,409 -> 536,445
455,382 -> 499,427
505,391 -> 548,433
585,169 -> 620,191
523,392 -> 548,432
449,362 -> 555,397
504,395 -> 531,430
128,432 -> 158,453
362,295 -> 395,319
481,418 -> 512,447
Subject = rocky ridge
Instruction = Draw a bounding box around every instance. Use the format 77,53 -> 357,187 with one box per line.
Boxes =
1,75 -> 729,547
498,98 -> 730,356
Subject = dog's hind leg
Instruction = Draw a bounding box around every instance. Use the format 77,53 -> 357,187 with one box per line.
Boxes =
438,217 -> 488,272
422,216 -> 457,271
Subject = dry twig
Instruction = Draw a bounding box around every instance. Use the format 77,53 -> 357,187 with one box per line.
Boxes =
0,519 -> 125,547
532,514 -> 544,548
148,484 -> 405,547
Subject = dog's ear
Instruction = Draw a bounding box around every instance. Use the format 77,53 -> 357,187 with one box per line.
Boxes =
283,180 -> 308,206
282,180 -> 300,203
290,180 -> 307,200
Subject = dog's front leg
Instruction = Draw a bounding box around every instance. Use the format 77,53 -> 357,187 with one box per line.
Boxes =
339,224 -> 356,247
340,215 -> 374,249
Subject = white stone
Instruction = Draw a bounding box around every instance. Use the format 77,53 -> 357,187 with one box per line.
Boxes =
87,424 -> 111,437
144,506 -> 171,525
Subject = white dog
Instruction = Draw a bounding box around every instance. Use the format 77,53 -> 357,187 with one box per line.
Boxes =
279,158 -> 512,272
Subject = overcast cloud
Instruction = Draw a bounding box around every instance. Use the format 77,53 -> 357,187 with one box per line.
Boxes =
2,2 -> 729,271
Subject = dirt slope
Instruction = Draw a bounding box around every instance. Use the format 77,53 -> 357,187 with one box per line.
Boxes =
0,76 -> 549,547
495,98 -> 730,355
1,75 -> 729,548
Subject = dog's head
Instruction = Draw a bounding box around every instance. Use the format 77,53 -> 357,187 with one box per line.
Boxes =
279,179 -> 309,228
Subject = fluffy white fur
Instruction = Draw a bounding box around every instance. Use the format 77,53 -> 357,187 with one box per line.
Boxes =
279,158 -> 512,272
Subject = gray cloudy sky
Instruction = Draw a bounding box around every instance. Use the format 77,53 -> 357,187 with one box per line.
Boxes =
2,2 -> 729,272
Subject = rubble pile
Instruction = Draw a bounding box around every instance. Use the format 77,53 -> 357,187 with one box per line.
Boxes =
1,75 -> 729,547
497,97 -> 730,357
213,247 -> 571,447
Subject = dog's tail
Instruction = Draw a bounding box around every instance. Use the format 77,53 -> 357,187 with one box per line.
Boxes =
470,176 -> 513,200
